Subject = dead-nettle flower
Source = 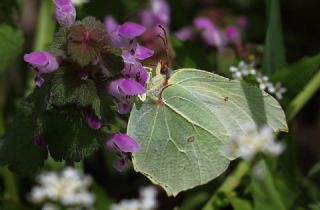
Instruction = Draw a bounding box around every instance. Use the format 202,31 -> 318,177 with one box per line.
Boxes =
175,17 -> 245,53
105,16 -> 153,114
29,167 -> 95,210
106,133 -> 140,172
105,16 -> 154,63
221,123 -> 285,161
86,114 -> 102,130
24,51 -> 60,87
194,17 -> 226,50
111,186 -> 158,210
139,0 -> 171,32
53,0 -> 76,27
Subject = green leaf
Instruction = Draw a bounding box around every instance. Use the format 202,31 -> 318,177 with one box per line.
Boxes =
128,69 -> 288,196
101,49 -> 125,74
68,40 -> 99,67
49,70 -> 99,110
250,160 -> 286,210
48,27 -> 68,58
262,0 -> 286,75
272,54 -> 320,100
229,196 -> 252,210
43,109 -> 100,162
0,86 -> 49,175
0,24 -> 24,74
309,162 -> 320,177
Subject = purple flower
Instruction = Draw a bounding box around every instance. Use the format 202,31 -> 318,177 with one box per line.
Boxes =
109,78 -> 146,100
104,16 -> 154,63
24,51 -> 59,87
106,133 -> 140,153
113,155 -> 129,172
194,17 -> 226,50
140,0 -> 171,32
237,16 -> 249,30
35,134 -> 47,149
121,62 -> 148,86
116,102 -> 132,115
24,51 -> 59,73
174,27 -> 193,41
86,114 -> 102,129
53,0 -> 76,27
118,22 -> 146,39
105,133 -> 140,172
105,16 -> 145,48
122,44 -> 154,64
226,25 -> 241,45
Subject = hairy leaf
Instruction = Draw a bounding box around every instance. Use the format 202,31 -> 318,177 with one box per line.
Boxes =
128,69 -> 287,196
101,49 -> 124,74
43,109 -> 100,162
49,70 -> 99,110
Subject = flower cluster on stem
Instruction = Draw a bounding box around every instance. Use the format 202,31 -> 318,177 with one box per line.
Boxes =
229,60 -> 287,100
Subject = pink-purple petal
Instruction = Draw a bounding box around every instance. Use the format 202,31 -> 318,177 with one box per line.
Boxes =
121,62 -> 148,85
113,156 -> 128,172
174,27 -> 193,41
194,17 -> 215,31
34,75 -> 45,87
134,44 -> 154,60
118,22 -> 146,39
54,3 -> 76,27
86,114 -> 102,129
104,16 -> 119,33
109,133 -> 140,153
226,25 -> 241,44
53,0 -> 72,8
24,51 -> 59,73
117,102 -> 132,114
151,0 -> 171,26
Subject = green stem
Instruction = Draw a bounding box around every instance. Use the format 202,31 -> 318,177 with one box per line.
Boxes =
33,0 -> 55,51
202,161 -> 250,210
286,70 -> 320,121
0,167 -> 20,205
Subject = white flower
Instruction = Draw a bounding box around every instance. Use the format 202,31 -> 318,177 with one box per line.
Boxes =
71,0 -> 89,6
229,61 -> 256,80
273,82 -> 287,100
221,123 -> 285,160
29,167 -> 95,209
257,75 -> 271,91
111,186 -> 158,210
140,186 -> 158,210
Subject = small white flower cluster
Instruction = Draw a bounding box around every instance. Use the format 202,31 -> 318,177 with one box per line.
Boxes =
221,123 -> 285,161
229,61 -> 257,80
111,186 -> 158,210
229,61 -> 287,100
71,0 -> 90,6
29,167 -> 95,210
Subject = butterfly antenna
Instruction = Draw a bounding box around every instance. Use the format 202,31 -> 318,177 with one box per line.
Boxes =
157,25 -> 170,63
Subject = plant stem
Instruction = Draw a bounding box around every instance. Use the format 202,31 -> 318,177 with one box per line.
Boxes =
33,0 -> 55,51
0,167 -> 20,205
202,161 -> 250,210
286,70 -> 320,121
